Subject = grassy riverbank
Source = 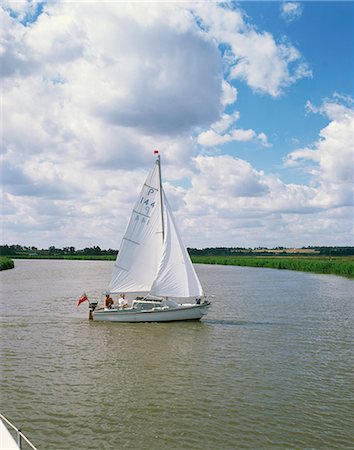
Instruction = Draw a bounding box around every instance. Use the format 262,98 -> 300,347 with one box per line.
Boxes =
3,253 -> 354,278
191,255 -> 354,279
0,257 -> 15,271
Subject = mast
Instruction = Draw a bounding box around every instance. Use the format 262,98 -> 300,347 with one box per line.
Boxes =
155,151 -> 165,243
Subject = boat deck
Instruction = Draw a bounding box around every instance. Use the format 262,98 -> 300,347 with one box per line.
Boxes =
1,418 -> 20,449
0,415 -> 38,450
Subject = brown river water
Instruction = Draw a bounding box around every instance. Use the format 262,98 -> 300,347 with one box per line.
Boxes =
0,259 -> 353,449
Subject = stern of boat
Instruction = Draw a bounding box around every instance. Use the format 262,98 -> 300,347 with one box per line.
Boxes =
88,300 -> 98,320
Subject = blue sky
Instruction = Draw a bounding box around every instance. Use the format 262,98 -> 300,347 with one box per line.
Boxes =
1,1 -> 353,249
217,1 -> 353,180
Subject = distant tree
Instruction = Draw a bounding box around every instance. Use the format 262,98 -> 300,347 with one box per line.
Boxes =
0,245 -> 11,256
48,246 -> 57,255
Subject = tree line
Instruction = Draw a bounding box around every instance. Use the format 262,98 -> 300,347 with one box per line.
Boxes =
0,245 -> 117,257
1,244 -> 353,257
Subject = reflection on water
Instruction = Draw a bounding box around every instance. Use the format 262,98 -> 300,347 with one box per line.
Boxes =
1,260 -> 353,449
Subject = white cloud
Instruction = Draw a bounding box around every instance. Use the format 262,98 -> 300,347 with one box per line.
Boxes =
221,80 -> 238,106
192,155 -> 270,198
197,111 -> 270,148
1,0 -> 41,22
193,3 -> 311,97
212,111 -> 241,134
1,2 -> 350,248
2,2 -> 223,135
257,132 -> 271,148
197,127 -> 256,147
285,96 -> 354,208
177,96 -> 353,246
1,1 -> 225,247
174,155 -> 324,247
280,3 -> 304,23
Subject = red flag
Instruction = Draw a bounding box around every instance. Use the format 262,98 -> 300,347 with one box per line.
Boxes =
154,150 -> 159,154
77,293 -> 88,307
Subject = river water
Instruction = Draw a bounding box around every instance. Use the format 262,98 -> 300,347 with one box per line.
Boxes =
0,260 -> 353,449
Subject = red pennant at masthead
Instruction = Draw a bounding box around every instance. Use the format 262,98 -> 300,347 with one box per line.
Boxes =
77,293 -> 89,307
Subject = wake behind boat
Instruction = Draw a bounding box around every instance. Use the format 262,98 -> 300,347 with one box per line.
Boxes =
79,152 -> 210,322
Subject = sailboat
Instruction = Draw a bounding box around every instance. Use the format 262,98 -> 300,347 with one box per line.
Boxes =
89,152 -> 210,322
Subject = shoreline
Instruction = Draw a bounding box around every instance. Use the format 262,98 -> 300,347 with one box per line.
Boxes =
3,255 -> 353,278
191,255 -> 354,279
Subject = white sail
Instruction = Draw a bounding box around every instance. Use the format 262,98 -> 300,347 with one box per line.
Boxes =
150,192 -> 204,298
109,162 -> 163,293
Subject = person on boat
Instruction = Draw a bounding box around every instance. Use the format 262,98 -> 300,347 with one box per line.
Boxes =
118,293 -> 128,309
104,294 -> 114,309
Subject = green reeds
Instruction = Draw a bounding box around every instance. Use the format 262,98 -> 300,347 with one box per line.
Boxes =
191,256 -> 354,278
0,257 -> 15,271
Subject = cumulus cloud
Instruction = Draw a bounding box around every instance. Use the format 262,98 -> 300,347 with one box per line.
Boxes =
221,80 -> 238,106
210,111 -> 241,134
172,154 -> 324,247
1,1 -> 349,248
280,3 -> 304,23
193,155 -> 270,198
285,96 -> 354,208
1,4 -> 222,172
1,0 -> 43,23
193,3 -> 311,97
182,94 -> 353,247
198,127 -> 255,147
197,111 -> 270,147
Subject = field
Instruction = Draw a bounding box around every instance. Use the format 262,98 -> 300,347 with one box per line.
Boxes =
191,255 -> 354,279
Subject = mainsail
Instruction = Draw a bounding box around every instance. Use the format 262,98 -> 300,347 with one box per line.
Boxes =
109,162 -> 163,293
109,156 -> 203,298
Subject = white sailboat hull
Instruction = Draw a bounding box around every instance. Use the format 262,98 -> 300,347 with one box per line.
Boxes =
92,303 -> 210,322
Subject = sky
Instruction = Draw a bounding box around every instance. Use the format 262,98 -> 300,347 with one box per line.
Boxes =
1,1 -> 353,250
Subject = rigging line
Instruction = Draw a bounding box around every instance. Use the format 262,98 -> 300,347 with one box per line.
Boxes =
132,209 -> 150,218
157,154 -> 165,243
113,264 -> 129,271
144,183 -> 158,191
122,237 -> 140,245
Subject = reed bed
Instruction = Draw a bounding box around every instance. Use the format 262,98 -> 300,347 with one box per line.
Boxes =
191,256 -> 354,279
0,257 -> 15,271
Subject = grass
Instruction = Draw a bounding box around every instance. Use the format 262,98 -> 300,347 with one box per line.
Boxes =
191,255 -> 354,279
0,257 -> 15,271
